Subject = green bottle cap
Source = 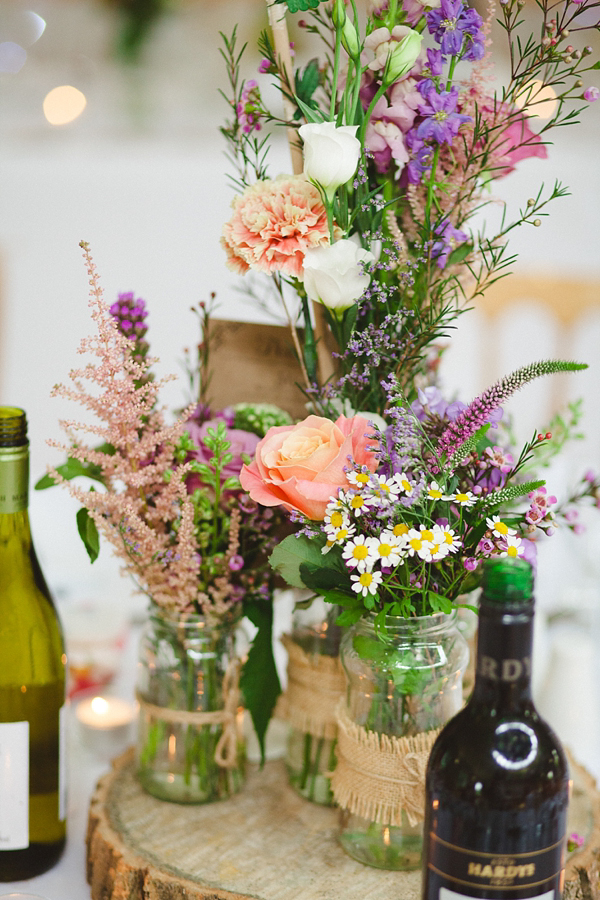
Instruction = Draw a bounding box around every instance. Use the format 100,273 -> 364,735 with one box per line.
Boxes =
0,407 -> 28,448
481,557 -> 533,605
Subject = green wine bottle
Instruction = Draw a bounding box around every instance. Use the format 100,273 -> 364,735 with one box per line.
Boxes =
422,557 -> 569,900
0,407 -> 67,880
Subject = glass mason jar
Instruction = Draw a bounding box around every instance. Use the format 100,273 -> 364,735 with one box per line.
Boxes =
283,599 -> 344,805
136,608 -> 245,803
334,611 -> 469,869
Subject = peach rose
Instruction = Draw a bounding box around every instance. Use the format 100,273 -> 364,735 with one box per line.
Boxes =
221,175 -> 333,278
239,414 -> 379,521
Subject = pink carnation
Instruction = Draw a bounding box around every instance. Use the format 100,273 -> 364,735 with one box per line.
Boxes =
240,414 -> 378,521
221,175 -> 332,277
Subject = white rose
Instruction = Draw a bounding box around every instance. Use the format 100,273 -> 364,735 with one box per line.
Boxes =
299,122 -> 361,200
302,239 -> 374,316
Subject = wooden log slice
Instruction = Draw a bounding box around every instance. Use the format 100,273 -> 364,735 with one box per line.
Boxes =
86,748 -> 600,900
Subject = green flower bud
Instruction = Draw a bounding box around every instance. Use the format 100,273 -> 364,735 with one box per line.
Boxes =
383,30 -> 423,85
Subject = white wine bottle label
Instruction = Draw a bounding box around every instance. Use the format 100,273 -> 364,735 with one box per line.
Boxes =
0,721 -> 29,850
440,889 -> 554,900
428,833 -> 565,893
59,704 -> 67,822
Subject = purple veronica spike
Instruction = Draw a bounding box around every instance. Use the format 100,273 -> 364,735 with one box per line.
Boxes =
435,360 -> 588,461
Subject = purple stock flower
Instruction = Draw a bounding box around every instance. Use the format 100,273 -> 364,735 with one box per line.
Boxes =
416,86 -> 472,145
109,292 -> 150,362
426,0 -> 485,60
427,47 -> 446,76
431,218 -> 468,267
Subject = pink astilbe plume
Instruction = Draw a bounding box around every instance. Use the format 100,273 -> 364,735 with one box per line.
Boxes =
47,242 -> 203,615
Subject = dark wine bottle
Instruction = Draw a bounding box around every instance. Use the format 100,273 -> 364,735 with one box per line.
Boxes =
0,407 -> 67,880
422,557 -> 569,900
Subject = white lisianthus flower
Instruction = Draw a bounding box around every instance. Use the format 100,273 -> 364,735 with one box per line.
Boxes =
384,29 -> 423,85
299,122 -> 361,199
303,239 -> 374,316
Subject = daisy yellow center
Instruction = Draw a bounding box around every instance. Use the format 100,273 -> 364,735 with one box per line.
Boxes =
443,533 -> 454,544
410,538 -> 422,551
393,523 -> 409,536
507,545 -> 519,557
495,522 -> 509,535
379,483 -> 391,493
329,511 -> 344,528
421,529 -> 434,542
378,543 -> 392,558
400,478 -> 411,492
355,473 -> 370,485
429,488 -> 443,499
456,493 -> 469,503
352,545 -> 369,560
351,496 -> 365,509
336,529 -> 349,541
359,572 -> 373,587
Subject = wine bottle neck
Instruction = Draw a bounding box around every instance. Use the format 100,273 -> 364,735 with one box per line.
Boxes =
0,444 -> 29,515
471,602 -> 534,705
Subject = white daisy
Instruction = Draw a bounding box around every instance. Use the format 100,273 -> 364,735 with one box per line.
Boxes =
433,524 -> 462,553
346,469 -> 372,489
406,528 -> 433,560
351,570 -> 383,597
370,474 -> 402,502
342,534 -> 376,571
324,506 -> 351,534
324,523 -> 356,545
426,481 -> 450,501
486,516 -> 517,538
367,531 -> 405,567
451,490 -> 476,508
394,472 -> 414,496
499,535 -> 525,559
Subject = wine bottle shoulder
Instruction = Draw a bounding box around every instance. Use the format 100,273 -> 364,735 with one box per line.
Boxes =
427,699 -> 569,805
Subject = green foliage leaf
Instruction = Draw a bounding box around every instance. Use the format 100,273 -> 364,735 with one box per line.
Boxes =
299,558 -> 348,594
76,506 -> 100,563
295,60 -> 320,112
35,456 -> 106,490
336,607 -> 363,626
241,598 -> 281,765
294,94 -> 327,124
275,0 -> 324,10
269,534 -> 327,588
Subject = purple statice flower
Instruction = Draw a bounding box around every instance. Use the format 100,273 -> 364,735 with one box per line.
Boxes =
426,0 -> 485,60
431,218 -> 468,268
417,86 -> 472,145
237,80 -> 263,134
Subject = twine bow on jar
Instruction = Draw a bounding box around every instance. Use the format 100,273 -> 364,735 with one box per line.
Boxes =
136,657 -> 242,769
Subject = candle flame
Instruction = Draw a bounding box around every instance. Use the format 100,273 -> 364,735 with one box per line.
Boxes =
91,696 -> 110,716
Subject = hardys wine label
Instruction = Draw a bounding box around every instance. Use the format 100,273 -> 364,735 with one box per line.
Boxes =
477,655 -> 531,682
427,833 -> 565,893
439,889 -> 554,900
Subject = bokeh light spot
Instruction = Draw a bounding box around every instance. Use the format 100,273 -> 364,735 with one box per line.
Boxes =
0,42 -> 27,74
43,85 -> 87,125
515,80 -> 558,120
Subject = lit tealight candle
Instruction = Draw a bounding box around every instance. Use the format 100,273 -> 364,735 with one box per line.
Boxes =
76,695 -> 135,755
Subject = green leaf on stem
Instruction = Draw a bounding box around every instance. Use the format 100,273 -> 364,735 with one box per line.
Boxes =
35,456 -> 107,490
275,0 -> 325,11
76,505 -> 100,563
294,94 -> 327,124
269,533 -> 328,588
241,598 -> 281,765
